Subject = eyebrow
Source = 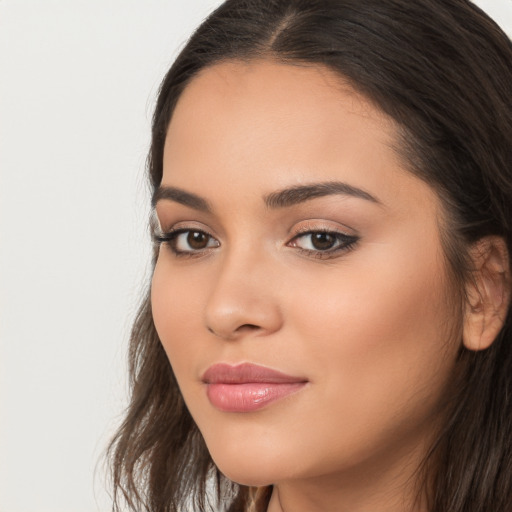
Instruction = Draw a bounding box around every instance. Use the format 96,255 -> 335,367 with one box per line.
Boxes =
152,186 -> 211,212
152,180 -> 380,212
264,181 -> 381,208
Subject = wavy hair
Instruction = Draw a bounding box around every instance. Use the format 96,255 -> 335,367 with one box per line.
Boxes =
108,1 -> 512,511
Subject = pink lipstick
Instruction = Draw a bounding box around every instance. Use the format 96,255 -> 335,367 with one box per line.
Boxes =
202,363 -> 307,413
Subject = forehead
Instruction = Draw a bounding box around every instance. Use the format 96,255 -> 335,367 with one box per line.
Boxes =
167,59 -> 395,145
177,59 -> 381,118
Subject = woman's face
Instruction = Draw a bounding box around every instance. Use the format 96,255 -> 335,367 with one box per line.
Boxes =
151,60 -> 461,490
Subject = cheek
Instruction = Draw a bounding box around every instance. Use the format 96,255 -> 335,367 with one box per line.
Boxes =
287,241 -> 459,420
151,257 -> 206,369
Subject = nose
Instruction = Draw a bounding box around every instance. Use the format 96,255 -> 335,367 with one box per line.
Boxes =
204,250 -> 283,340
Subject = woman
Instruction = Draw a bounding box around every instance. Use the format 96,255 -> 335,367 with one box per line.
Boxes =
108,1 -> 512,511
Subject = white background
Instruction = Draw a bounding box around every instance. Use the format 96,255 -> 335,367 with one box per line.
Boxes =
0,2 -> 510,511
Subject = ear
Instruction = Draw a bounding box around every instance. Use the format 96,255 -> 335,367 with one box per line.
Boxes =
463,236 -> 510,351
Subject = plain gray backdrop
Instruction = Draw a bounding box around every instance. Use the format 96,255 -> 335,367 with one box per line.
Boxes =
1,1 -> 510,511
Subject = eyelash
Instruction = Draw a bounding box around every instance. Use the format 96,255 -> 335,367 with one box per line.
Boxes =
153,227 -> 359,260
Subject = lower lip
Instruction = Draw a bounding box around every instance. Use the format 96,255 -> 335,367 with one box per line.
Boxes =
206,382 -> 306,412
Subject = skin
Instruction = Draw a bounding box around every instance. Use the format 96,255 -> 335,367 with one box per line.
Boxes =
151,60 -> 463,512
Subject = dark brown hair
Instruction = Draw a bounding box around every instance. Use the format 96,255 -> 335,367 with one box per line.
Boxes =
108,1 -> 512,511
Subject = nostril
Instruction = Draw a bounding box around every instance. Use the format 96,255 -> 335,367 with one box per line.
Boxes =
234,324 -> 261,335
207,323 -> 260,338
237,324 -> 260,331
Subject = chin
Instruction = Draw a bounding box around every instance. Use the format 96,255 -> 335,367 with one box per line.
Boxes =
205,438 -> 289,487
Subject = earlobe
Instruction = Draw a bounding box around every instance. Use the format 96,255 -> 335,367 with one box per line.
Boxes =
462,236 -> 510,351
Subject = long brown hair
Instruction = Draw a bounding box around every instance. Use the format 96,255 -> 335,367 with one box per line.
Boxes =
108,1 -> 512,510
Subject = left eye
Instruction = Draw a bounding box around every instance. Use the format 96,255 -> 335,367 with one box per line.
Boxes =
289,231 -> 357,253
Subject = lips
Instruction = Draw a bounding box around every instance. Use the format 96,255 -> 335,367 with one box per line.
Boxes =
202,363 -> 307,412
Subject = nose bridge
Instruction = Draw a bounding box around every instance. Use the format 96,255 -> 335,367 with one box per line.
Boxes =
204,242 -> 282,339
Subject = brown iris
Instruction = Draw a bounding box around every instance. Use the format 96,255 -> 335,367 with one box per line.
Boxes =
311,232 -> 337,250
187,231 -> 210,249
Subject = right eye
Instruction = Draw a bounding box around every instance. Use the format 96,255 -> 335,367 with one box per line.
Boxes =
155,229 -> 220,256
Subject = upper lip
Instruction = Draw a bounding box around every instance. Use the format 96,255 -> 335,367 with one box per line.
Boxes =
202,363 -> 307,384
